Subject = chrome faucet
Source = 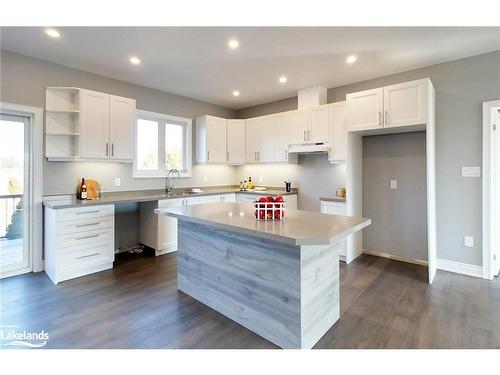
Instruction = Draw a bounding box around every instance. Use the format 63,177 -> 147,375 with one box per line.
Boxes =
165,169 -> 181,194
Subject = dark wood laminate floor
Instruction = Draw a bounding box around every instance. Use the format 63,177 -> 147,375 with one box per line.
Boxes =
1,252 -> 499,349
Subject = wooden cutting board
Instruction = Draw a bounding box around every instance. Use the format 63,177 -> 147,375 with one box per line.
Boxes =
84,179 -> 100,200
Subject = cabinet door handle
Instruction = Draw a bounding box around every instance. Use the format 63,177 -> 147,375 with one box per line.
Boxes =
384,110 -> 388,125
226,151 -> 229,161
111,143 -> 114,157
75,222 -> 100,228
258,151 -> 260,161
285,149 -> 287,160
75,252 -> 100,260
76,210 -> 100,215
207,150 -> 210,161
75,234 -> 99,241
307,130 -> 311,141
106,142 -> 109,156
378,111 -> 382,126
304,130 -> 306,141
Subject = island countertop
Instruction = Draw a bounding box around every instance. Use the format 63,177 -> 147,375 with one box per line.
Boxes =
155,202 -> 370,246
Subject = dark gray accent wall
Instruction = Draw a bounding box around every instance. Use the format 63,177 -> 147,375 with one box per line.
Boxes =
0,50 -> 238,195
362,132 -> 428,262
236,51 -> 500,266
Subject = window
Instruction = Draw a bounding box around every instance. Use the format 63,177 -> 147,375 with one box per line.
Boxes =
133,110 -> 192,178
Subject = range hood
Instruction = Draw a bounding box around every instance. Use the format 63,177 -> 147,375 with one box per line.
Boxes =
288,143 -> 330,154
288,85 -> 330,155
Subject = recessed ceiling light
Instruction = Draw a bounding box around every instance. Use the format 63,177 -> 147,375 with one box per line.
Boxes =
45,28 -> 60,39
232,90 -> 240,97
228,39 -> 239,50
279,76 -> 288,84
346,55 -> 358,64
129,56 -> 141,65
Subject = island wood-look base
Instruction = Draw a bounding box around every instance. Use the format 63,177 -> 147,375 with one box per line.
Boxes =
177,220 -> 340,349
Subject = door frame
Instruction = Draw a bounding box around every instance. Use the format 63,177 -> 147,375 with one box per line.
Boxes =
0,102 -> 43,277
482,100 -> 500,280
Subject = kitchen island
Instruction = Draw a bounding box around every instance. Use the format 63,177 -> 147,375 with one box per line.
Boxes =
155,202 -> 370,349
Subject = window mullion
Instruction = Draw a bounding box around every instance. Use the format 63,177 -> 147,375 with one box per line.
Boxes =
158,119 -> 166,175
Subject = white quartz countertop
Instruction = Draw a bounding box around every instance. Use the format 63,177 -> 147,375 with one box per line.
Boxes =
43,187 -> 298,209
155,202 -> 370,246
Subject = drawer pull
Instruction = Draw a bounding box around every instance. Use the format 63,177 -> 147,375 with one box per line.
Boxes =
75,222 -> 100,228
75,234 -> 99,241
75,252 -> 100,260
75,210 -> 100,215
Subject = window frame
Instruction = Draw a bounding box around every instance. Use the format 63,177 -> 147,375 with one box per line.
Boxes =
133,109 -> 192,178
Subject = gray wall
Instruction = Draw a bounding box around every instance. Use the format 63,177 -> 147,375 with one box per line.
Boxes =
236,51 -> 500,266
362,132 -> 428,262
0,51 -> 238,195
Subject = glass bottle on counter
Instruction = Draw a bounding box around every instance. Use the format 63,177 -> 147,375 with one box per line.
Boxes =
243,180 -> 248,190
248,177 -> 254,190
79,178 -> 87,200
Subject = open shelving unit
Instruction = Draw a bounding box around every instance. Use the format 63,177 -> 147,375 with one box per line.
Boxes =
45,87 -> 82,159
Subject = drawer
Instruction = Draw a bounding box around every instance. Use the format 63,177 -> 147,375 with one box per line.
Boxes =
58,227 -> 114,249
61,242 -> 114,271
58,205 -> 114,222
58,216 -> 114,235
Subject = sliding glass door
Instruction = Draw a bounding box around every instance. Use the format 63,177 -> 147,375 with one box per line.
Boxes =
0,114 -> 30,277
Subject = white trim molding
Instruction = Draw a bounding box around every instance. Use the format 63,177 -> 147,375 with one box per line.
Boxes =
482,100 -> 500,280
0,102 -> 44,275
363,249 -> 428,267
436,258 -> 484,279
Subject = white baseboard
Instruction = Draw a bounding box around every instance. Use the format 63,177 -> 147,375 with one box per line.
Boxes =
363,249 -> 428,266
436,258 -> 484,279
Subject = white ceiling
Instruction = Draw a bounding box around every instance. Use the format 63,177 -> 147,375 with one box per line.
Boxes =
1,27 -> 499,109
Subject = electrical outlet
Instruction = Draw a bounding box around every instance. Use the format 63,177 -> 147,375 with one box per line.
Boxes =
464,236 -> 474,248
203,176 -> 208,183
114,178 -> 121,187
390,180 -> 398,189
461,167 -> 480,178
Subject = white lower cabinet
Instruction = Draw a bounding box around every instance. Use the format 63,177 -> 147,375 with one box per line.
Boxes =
320,200 -> 351,263
44,205 -> 115,284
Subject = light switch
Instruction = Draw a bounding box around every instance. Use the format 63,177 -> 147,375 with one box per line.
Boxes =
390,180 -> 398,189
114,178 -> 121,187
461,167 -> 481,177
464,236 -> 474,248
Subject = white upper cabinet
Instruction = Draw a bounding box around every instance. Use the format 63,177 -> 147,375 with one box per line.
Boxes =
346,88 -> 384,131
259,115 -> 276,162
309,104 -> 329,143
288,109 -> 310,144
328,101 -> 347,163
245,117 -> 260,163
347,78 -> 430,132
226,119 -> 245,164
383,79 -> 428,128
47,87 -> 136,161
195,115 -> 227,163
81,90 -> 110,159
109,95 -> 136,160
271,113 -> 290,162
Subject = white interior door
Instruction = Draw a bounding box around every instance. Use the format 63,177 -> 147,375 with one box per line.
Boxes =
493,108 -> 500,276
0,114 -> 30,277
